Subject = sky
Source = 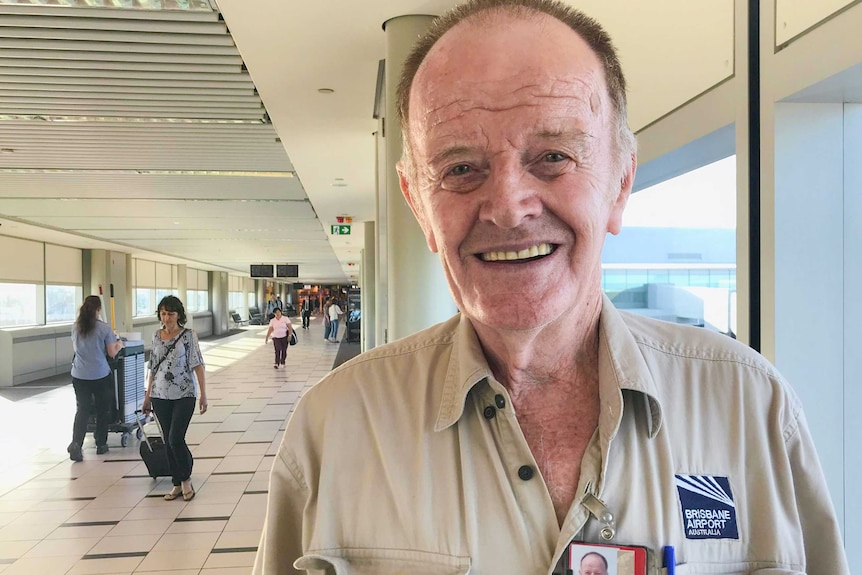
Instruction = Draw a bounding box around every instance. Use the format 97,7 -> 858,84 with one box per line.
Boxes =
622,155 -> 737,229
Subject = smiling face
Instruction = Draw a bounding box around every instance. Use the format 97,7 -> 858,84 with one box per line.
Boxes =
400,12 -> 635,331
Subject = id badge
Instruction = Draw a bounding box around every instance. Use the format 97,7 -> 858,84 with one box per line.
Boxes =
568,542 -> 648,575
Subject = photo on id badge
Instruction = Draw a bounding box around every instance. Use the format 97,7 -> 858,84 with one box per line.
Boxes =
568,542 -> 648,575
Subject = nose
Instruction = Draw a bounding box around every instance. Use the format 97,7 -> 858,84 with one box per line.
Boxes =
477,160 -> 542,229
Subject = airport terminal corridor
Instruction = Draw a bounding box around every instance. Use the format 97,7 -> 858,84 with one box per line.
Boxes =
0,317 -> 341,575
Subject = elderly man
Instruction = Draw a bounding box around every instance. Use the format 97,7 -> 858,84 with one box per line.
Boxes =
254,1 -> 849,574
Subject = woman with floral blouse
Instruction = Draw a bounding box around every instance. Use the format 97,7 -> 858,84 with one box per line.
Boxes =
142,295 -> 208,502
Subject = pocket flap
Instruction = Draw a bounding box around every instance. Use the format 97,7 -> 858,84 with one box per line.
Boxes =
295,548 -> 471,574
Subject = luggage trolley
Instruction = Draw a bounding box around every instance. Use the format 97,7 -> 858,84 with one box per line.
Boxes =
87,339 -> 146,447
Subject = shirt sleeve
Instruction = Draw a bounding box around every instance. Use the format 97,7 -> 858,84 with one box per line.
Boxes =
185,330 -> 204,370
149,331 -> 159,369
102,322 -> 115,349
253,449 -> 308,575
786,404 -> 851,573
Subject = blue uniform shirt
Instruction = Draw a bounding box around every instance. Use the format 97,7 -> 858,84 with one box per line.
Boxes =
71,320 -> 116,380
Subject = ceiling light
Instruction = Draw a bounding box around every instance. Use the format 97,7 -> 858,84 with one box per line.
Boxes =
0,0 -> 214,9
0,115 -> 267,125
317,88 -> 335,94
0,168 -> 294,177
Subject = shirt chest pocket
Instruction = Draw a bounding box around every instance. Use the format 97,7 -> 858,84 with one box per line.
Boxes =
295,549 -> 471,575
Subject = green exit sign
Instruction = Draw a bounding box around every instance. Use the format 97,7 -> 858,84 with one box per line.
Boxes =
331,224 -> 351,235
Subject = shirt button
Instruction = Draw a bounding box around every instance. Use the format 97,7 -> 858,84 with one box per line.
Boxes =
483,406 -> 496,419
495,394 -> 506,409
517,465 -> 534,481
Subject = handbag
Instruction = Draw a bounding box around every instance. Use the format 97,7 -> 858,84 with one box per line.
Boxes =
289,330 -> 298,346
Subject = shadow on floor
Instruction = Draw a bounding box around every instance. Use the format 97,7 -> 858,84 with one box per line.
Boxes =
0,373 -> 69,402
333,341 -> 361,369
198,328 -> 248,342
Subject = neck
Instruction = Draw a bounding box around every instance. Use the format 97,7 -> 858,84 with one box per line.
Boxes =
473,293 -> 603,400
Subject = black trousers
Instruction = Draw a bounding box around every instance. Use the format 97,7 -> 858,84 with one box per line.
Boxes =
71,374 -> 113,447
151,397 -> 196,486
273,336 -> 288,365
301,309 -> 310,328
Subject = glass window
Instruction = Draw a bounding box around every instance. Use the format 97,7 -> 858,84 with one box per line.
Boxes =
0,282 -> 40,327
248,292 -> 255,308
647,269 -> 670,284
187,290 -> 208,312
689,270 -> 711,287
135,288 -> 155,318
46,284 -> 82,324
604,156 -> 736,333
603,271 -> 627,296
669,270 -> 690,286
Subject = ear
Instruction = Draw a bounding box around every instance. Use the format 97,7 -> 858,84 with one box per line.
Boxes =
397,159 -> 439,253
607,152 -> 636,235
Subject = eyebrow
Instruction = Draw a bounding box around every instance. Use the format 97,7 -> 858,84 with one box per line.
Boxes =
428,145 -> 475,168
534,128 -> 593,145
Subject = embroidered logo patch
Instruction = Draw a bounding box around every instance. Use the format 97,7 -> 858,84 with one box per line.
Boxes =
675,474 -> 739,540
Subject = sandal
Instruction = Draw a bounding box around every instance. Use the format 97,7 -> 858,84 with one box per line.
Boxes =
182,481 -> 195,502
164,486 -> 183,501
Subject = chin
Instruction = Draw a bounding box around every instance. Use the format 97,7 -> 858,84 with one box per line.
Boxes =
465,297 -> 552,332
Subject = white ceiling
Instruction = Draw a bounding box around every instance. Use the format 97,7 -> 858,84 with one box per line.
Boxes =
2,0 -> 860,288
0,1 -> 342,284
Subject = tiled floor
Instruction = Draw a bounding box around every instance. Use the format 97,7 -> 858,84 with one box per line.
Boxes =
0,317 -> 340,574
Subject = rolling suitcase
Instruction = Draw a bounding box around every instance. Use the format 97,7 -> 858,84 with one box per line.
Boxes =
134,410 -> 171,479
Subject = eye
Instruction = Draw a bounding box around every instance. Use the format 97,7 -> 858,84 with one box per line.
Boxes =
449,164 -> 471,176
544,152 -> 567,163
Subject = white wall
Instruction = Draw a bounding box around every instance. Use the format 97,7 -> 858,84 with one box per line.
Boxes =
0,324 -> 74,387
842,103 -> 862,570
773,102 -> 846,527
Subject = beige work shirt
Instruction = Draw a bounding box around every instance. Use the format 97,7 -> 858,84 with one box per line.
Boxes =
254,297 -> 848,575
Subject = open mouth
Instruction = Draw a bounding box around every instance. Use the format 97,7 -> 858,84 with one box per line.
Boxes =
479,242 -> 555,262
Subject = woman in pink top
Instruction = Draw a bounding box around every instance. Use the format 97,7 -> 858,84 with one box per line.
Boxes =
264,308 -> 294,369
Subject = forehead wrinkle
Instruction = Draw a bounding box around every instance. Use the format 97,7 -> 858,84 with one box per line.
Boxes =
415,73 -> 601,130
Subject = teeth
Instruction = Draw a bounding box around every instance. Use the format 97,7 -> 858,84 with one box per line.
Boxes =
480,243 -> 553,262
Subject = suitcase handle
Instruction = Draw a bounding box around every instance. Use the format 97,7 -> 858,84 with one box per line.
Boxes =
134,409 -> 163,452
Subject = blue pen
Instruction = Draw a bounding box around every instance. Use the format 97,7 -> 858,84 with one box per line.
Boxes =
663,545 -> 676,575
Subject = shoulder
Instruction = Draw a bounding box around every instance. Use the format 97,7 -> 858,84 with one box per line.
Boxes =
620,311 -> 776,377
616,311 -> 801,425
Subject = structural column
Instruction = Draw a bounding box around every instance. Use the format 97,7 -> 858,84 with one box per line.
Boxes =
361,221 -> 376,351
383,14 -> 456,343
83,249 -> 132,334
211,271 -> 229,335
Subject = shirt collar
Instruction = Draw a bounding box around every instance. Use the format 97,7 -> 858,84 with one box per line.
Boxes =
434,295 -> 663,438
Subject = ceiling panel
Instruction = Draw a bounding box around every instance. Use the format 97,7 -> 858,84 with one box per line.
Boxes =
0,198 -> 315,218
0,2 -> 346,283
0,174 -> 305,198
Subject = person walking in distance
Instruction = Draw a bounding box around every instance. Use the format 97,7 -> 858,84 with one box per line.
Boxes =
301,298 -> 311,329
328,298 -> 343,343
322,298 -> 332,342
265,307 -> 295,369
